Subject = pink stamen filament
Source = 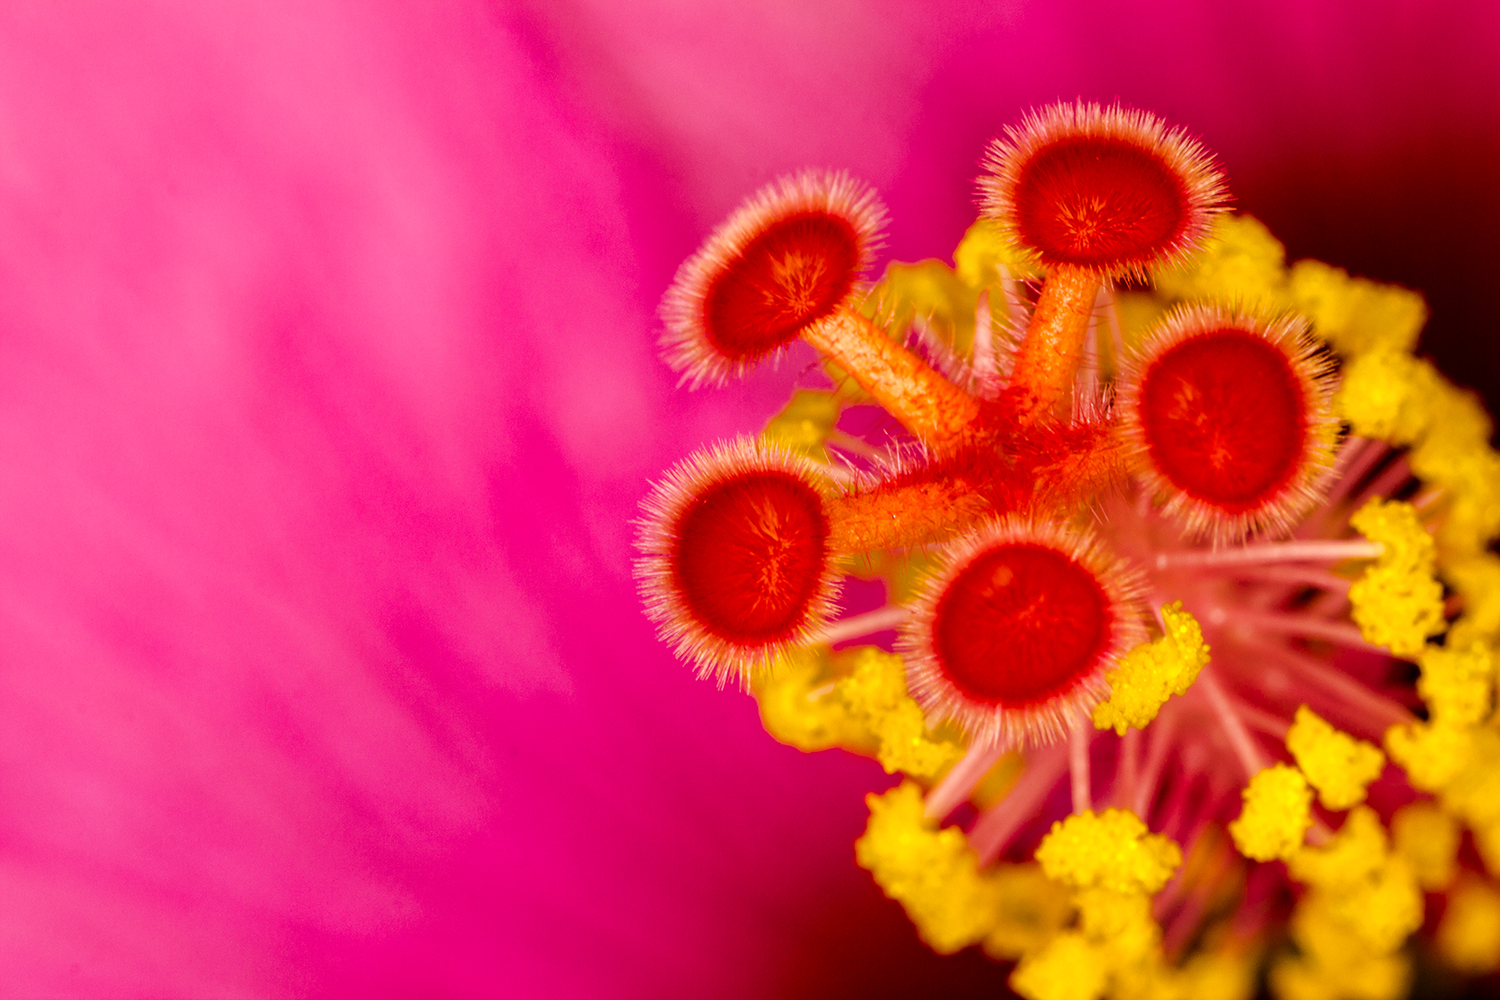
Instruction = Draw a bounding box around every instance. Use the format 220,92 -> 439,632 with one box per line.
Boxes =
1231,610 -> 1390,656
1197,666 -> 1269,779
1296,437 -> 1386,539
1348,454 -> 1416,514
1228,565 -> 1353,594
1112,727 -> 1141,809
1229,697 -> 1291,740
1133,703 -> 1180,821
1153,539 -> 1382,571
1323,437 -> 1385,502
1070,717 -> 1093,813
1248,641 -> 1416,731
925,740 -> 1007,820
814,604 -> 908,645
971,742 -> 1069,865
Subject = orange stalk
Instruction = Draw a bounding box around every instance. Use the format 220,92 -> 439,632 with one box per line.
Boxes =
1006,264 -> 1099,422
827,481 -> 992,554
802,310 -> 980,450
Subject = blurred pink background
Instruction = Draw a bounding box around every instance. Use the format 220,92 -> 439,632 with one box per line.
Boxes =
0,2 -> 1495,997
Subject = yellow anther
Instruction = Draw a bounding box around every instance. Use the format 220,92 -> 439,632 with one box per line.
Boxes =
1092,602 -> 1210,736
1284,705 -> 1386,811
1438,878 -> 1500,975
1439,727 -> 1500,831
754,647 -> 872,753
1416,642 -> 1494,728
1328,857 -> 1425,955
1384,719 -> 1474,793
1287,806 -> 1388,891
953,217 -> 1041,289
1009,931 -> 1109,1000
837,646 -> 964,780
856,781 -> 1067,955
1074,887 -> 1160,963
1391,800 -> 1460,891
980,863 -> 1074,961
1033,808 -> 1182,895
1333,349 -> 1442,444
1287,259 -> 1426,357
1179,949 -> 1256,1000
1446,554 -> 1500,647
1349,497 -> 1446,658
1406,385 -> 1500,554
1154,213 -> 1289,310
1273,946 -> 1410,1000
760,389 -> 842,461
755,646 -> 962,782
1228,764 -> 1313,862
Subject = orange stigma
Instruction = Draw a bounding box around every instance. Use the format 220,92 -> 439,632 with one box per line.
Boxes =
660,170 -> 886,388
660,171 -> 980,448
1117,304 -> 1339,543
635,440 -> 841,685
979,101 -> 1229,421
900,517 -> 1147,748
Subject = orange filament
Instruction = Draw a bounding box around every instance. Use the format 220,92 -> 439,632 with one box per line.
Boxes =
1005,265 -> 1100,421
802,309 -> 981,448
827,481 -> 993,554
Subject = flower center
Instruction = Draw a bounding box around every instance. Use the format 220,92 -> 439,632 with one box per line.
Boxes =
703,211 -> 861,360
1014,136 -> 1188,270
1138,329 -> 1307,514
670,470 -> 831,644
931,543 -> 1111,705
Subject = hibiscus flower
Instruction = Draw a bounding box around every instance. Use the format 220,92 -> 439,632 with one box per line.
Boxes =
0,2 -> 1494,998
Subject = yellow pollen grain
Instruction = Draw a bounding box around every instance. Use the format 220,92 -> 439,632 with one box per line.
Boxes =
1092,601 -> 1210,735
1349,497 -> 1446,658
1287,259 -> 1427,358
1284,705 -> 1386,811
836,646 -> 964,781
1391,800 -> 1460,891
1288,806 -> 1388,891
1154,213 -> 1290,311
1438,728 -> 1500,833
1438,878 -> 1500,975
1384,719 -> 1474,793
1033,808 -> 1181,895
1009,931 -> 1108,1000
1416,642 -> 1494,728
1446,553 -> 1500,648
1228,763 -> 1312,862
1334,349 -> 1443,444
754,645 -> 962,782
855,781 -> 1069,955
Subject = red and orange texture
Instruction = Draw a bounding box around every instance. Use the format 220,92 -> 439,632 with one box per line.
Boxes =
0,3 -> 1497,998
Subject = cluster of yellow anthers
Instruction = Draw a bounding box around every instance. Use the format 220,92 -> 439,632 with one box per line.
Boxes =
637,99 -> 1500,999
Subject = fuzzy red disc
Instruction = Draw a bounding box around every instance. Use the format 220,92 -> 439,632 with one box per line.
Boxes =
930,543 -> 1110,706
702,211 -> 861,360
1138,328 -> 1307,514
1013,135 -> 1190,270
669,470 -> 832,645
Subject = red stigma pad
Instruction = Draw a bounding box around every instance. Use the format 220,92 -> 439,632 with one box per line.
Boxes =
931,543 -> 1110,706
1138,329 -> 1308,514
669,470 -> 831,645
1014,136 -> 1189,270
703,211 -> 861,359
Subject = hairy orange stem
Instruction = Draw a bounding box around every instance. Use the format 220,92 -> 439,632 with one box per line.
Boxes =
1007,264 -> 1099,422
827,482 -> 991,554
803,310 -> 980,449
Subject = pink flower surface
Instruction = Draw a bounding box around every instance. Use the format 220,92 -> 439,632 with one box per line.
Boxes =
0,2 -> 1494,997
